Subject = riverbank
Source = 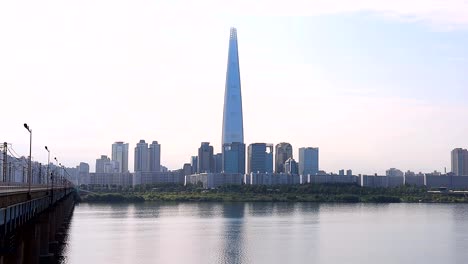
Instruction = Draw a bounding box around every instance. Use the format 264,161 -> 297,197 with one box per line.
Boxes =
80,184 -> 468,203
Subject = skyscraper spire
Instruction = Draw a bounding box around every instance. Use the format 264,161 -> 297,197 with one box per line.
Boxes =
222,27 -> 244,146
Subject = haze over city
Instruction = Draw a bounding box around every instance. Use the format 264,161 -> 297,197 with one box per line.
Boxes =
1,0 -> 468,174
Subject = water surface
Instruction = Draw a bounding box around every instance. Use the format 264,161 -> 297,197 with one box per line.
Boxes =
62,202 -> 468,264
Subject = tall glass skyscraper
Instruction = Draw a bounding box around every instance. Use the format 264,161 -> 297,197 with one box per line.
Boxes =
222,142 -> 246,174
222,27 -> 244,146
275,143 -> 293,173
299,147 -> 319,176
247,143 -> 273,174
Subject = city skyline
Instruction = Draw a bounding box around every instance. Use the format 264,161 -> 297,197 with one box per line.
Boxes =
2,1 -> 468,174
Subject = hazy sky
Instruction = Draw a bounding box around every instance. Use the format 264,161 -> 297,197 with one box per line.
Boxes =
1,0 -> 467,174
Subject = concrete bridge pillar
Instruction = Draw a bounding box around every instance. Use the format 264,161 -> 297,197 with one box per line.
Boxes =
38,213 -> 53,263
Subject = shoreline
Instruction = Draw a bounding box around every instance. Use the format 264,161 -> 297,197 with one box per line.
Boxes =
78,184 -> 468,204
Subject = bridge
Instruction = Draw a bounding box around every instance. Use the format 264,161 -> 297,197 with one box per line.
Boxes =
0,182 -> 77,264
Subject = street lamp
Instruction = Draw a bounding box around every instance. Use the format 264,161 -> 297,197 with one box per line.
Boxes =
54,157 -> 58,186
45,146 -> 50,188
23,123 -> 32,196
59,163 -> 63,187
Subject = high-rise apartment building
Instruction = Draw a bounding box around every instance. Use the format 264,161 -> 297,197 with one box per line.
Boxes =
298,147 -> 319,176
96,155 -> 110,173
149,141 -> 161,172
112,141 -> 129,173
198,142 -> 214,173
134,140 -> 161,172
95,155 -> 119,173
386,168 -> 404,177
222,142 -> 245,174
134,140 -> 149,172
452,148 -> 468,176
222,27 -> 244,146
247,143 -> 273,174
275,143 -> 293,173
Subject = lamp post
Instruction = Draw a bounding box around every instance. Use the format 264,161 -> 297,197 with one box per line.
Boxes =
54,157 -> 58,188
23,123 -> 32,196
59,163 -> 63,187
45,146 -> 50,189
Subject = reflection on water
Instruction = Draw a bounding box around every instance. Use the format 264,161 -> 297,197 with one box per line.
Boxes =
62,203 -> 468,264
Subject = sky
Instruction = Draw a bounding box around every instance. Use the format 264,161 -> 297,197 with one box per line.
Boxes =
1,0 -> 467,174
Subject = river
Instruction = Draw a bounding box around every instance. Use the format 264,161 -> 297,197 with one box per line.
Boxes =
61,202 -> 468,264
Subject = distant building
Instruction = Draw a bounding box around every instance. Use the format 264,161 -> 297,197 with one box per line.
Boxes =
134,140 -> 149,172
404,174 -> 424,186
149,141 -> 161,172
77,162 -> 90,185
213,153 -> 223,173
339,169 -> 345,176
346,169 -> 352,176
386,168 -> 404,177
96,155 -> 111,173
112,142 -> 129,173
78,162 -> 90,174
134,171 -> 184,186
359,175 -> 404,188
298,147 -> 319,176
308,174 -> 358,185
191,156 -> 198,174
425,170 -> 442,177
275,142 -> 293,173
451,148 -> 468,176
198,142 -> 214,173
248,173 -> 300,185
284,158 -> 298,175
185,173 -> 243,189
183,163 -> 192,176
89,172 -> 133,187
222,142 -> 245,174
247,143 -> 273,174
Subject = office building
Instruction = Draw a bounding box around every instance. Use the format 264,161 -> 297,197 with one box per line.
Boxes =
183,163 -> 192,176
247,143 -> 273,174
111,142 -> 129,173
222,142 -> 245,174
284,158 -> 298,175
198,142 -> 214,173
214,153 -> 223,173
275,143 -> 293,173
298,147 -> 319,176
452,148 -> 468,176
191,156 -> 198,174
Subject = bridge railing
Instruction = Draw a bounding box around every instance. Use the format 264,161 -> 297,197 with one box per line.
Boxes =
0,182 -> 73,194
